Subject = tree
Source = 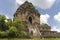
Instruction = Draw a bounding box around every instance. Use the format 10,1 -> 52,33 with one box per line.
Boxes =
0,31 -> 8,38
0,14 -> 28,38
13,19 -> 28,37
0,14 -> 6,21
13,19 -> 24,31
0,14 -> 8,31
5,19 -> 12,28
8,26 -> 18,37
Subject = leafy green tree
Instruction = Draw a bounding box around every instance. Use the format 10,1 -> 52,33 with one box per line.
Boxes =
13,19 -> 28,37
0,31 -> 8,38
0,14 -> 6,21
8,26 -> 18,37
0,14 -> 8,31
13,19 -> 24,31
0,14 -> 28,38
5,19 -> 12,29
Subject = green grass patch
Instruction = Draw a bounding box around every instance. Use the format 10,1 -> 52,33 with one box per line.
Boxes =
0,38 -> 60,40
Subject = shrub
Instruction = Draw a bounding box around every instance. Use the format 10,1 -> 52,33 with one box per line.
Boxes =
8,26 -> 18,37
0,31 -> 8,38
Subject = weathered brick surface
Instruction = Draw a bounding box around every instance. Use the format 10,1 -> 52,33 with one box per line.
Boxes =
13,1 -> 60,38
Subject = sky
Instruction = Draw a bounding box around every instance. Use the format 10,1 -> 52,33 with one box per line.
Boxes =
0,0 -> 60,32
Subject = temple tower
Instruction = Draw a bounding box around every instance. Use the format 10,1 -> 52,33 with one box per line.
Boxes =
14,1 -> 41,38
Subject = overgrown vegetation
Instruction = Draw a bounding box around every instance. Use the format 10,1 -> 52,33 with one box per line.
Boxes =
0,14 -> 28,38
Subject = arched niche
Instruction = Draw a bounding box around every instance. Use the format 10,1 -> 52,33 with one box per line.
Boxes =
29,16 -> 32,24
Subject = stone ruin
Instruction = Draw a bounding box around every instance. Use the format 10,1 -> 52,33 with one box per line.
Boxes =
13,1 -> 60,38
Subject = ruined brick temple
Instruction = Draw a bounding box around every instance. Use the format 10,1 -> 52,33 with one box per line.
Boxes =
14,1 -> 60,38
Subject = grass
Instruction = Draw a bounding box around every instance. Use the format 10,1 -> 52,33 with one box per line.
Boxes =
0,38 -> 60,40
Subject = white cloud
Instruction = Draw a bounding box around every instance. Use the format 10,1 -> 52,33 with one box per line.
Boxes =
16,0 -> 56,9
54,12 -> 60,22
16,0 -> 25,4
5,15 -> 9,19
51,26 -> 60,32
40,14 -> 50,24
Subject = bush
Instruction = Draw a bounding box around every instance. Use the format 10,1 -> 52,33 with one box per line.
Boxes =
18,31 -> 28,38
8,26 -> 18,37
13,19 -> 24,31
0,14 -> 28,38
0,31 -> 8,38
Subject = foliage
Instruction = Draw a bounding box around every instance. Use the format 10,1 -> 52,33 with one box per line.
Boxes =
13,19 -> 28,38
0,14 -> 6,21
17,31 -> 28,38
0,14 -> 28,38
8,26 -> 18,37
0,14 -> 8,31
13,19 -> 24,31
6,19 -> 12,26
0,31 -> 8,38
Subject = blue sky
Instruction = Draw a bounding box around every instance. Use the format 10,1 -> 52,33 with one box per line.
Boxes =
0,0 -> 60,32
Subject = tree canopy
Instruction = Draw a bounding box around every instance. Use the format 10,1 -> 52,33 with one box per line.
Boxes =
0,14 -> 28,38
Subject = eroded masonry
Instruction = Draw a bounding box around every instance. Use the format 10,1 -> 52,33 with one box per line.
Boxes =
14,1 -> 60,38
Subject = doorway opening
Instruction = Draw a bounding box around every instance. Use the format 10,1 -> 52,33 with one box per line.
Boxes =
29,17 -> 32,24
